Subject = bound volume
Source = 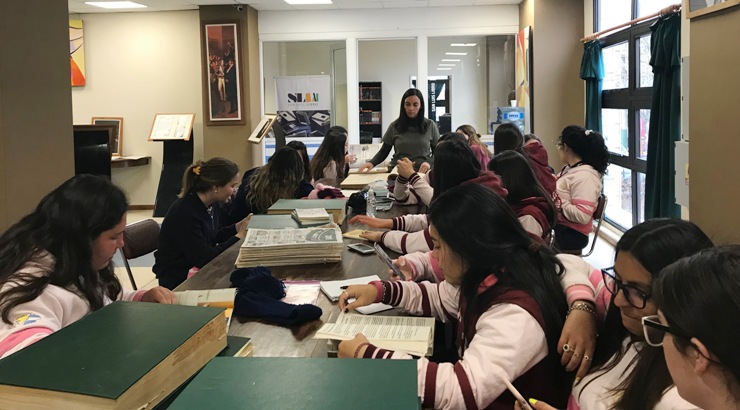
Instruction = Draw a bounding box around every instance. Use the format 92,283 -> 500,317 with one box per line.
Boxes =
0,302 -> 226,410
267,198 -> 347,224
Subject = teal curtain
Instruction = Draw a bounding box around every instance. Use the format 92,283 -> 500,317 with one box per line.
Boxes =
580,41 -> 604,132
645,13 -> 681,218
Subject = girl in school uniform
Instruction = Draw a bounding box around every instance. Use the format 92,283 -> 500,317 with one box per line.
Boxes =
351,138 -> 507,254
154,157 -> 249,289
553,125 -> 609,253
339,184 -> 573,409
456,124 -> 491,171
0,175 -> 175,359
488,150 -> 557,242
494,123 -> 557,197
523,218 -> 713,410
648,245 -> 740,410
310,126 -> 350,187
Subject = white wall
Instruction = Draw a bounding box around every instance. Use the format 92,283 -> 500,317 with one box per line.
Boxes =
71,11 -> 203,207
358,39 -> 417,136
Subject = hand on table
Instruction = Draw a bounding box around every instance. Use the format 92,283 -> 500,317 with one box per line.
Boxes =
338,284 -> 378,312
141,287 -> 177,304
390,256 -> 414,281
418,162 -> 431,174
396,157 -> 415,179
558,303 -> 597,380
359,230 -> 383,243
338,333 -> 370,358
345,153 -> 358,165
349,215 -> 393,229
358,163 -> 374,173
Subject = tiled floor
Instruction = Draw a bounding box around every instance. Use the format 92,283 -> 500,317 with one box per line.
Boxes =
117,209 -> 617,291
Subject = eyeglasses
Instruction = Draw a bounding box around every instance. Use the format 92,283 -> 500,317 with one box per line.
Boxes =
601,267 -> 652,309
642,315 -> 690,347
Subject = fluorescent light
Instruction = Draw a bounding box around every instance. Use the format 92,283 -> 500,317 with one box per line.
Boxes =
439,64 -> 456,67
85,1 -> 147,9
445,52 -> 468,56
451,43 -> 477,47
285,0 -> 332,4
442,59 -> 461,62
437,68 -> 452,71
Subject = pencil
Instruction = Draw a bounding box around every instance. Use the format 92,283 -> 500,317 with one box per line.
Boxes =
491,366 -> 534,410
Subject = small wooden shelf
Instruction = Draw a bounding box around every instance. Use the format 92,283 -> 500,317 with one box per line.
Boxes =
111,156 -> 151,168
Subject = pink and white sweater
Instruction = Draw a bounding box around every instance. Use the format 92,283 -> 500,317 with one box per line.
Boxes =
0,252 -> 147,359
393,172 -> 433,206
556,164 -> 602,236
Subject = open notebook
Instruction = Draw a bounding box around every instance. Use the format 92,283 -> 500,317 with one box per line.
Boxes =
320,275 -> 392,315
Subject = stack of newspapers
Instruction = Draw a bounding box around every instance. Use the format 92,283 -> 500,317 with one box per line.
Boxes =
235,224 -> 343,268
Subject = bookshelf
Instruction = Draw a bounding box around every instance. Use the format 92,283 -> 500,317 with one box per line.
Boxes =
359,81 -> 382,144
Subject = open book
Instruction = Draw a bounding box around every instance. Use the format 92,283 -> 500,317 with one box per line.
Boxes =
315,312 -> 435,357
348,143 -> 387,171
320,275 -> 392,315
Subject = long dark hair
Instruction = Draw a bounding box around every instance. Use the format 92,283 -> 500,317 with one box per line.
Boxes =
585,218 -> 713,410
246,147 -> 305,213
488,150 -> 557,229
180,157 -> 239,197
430,139 -> 481,200
559,125 -> 610,175
654,245 -> 740,398
310,126 -> 347,181
0,175 -> 128,324
395,88 -> 428,134
429,184 -> 568,357
493,123 -> 524,155
287,140 -> 311,181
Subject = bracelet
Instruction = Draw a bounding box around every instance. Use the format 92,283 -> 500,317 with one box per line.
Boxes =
568,301 -> 598,319
354,342 -> 371,358
381,281 -> 388,303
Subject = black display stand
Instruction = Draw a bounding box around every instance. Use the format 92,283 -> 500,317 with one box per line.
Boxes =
73,125 -> 113,179
153,132 -> 193,217
359,82 -> 382,144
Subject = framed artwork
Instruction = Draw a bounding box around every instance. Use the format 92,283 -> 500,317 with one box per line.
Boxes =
70,20 -> 85,87
202,22 -> 245,126
148,113 -> 196,141
91,117 -> 123,156
684,0 -> 740,18
248,114 -> 278,144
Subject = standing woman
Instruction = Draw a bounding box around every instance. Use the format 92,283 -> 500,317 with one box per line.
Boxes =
648,245 -> 740,410
358,88 -> 440,173
457,124 -> 491,170
0,175 -> 175,358
554,125 -> 609,253
310,126 -> 349,187
154,158 -> 249,290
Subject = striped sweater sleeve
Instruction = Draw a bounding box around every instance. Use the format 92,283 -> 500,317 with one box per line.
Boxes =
559,172 -> 601,225
381,228 -> 434,254
393,173 -> 433,206
557,254 -> 597,306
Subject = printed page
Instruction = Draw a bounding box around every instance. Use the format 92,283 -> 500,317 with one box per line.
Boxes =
242,227 -> 342,248
315,313 -> 434,342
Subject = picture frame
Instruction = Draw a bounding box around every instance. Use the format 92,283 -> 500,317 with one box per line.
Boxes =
202,21 -> 245,126
91,117 -> 123,156
148,113 -> 196,141
248,114 -> 278,144
684,0 -> 740,18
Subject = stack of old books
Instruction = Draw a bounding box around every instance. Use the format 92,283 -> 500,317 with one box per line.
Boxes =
235,223 -> 343,268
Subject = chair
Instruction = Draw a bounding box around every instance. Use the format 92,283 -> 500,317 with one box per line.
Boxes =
581,194 -> 608,257
119,219 -> 160,290
557,194 -> 607,257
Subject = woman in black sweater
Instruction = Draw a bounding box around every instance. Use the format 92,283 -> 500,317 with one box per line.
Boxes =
154,158 -> 249,289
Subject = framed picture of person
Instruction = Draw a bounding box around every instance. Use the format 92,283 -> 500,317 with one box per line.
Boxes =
202,22 -> 245,126
684,0 -> 740,18
91,117 -> 123,156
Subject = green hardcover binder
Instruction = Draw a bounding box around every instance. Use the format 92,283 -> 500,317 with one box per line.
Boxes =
0,302 -> 226,409
168,357 -> 420,409
267,199 -> 347,224
217,336 -> 252,357
246,214 -> 300,230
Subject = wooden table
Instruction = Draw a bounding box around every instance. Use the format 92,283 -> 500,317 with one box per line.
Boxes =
174,204 -> 425,358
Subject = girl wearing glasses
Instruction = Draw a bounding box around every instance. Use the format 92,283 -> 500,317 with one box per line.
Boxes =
524,218 -> 712,410
553,125 -> 609,253
644,245 -> 740,410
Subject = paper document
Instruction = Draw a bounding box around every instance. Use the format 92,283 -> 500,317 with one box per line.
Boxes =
175,288 -> 236,308
320,275 -> 381,301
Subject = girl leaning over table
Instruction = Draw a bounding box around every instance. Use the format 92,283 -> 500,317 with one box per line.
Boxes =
339,184 -> 587,409
0,175 -> 175,359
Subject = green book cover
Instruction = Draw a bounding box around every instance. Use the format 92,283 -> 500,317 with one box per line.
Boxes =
217,336 -> 252,357
0,302 -> 224,399
246,214 -> 300,230
168,357 -> 419,409
267,198 -> 347,212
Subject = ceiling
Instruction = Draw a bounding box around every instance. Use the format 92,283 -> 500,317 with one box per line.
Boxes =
68,0 -> 521,14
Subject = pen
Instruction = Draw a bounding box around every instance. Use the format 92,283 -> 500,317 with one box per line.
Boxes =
340,285 -> 348,290
491,367 -> 534,410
